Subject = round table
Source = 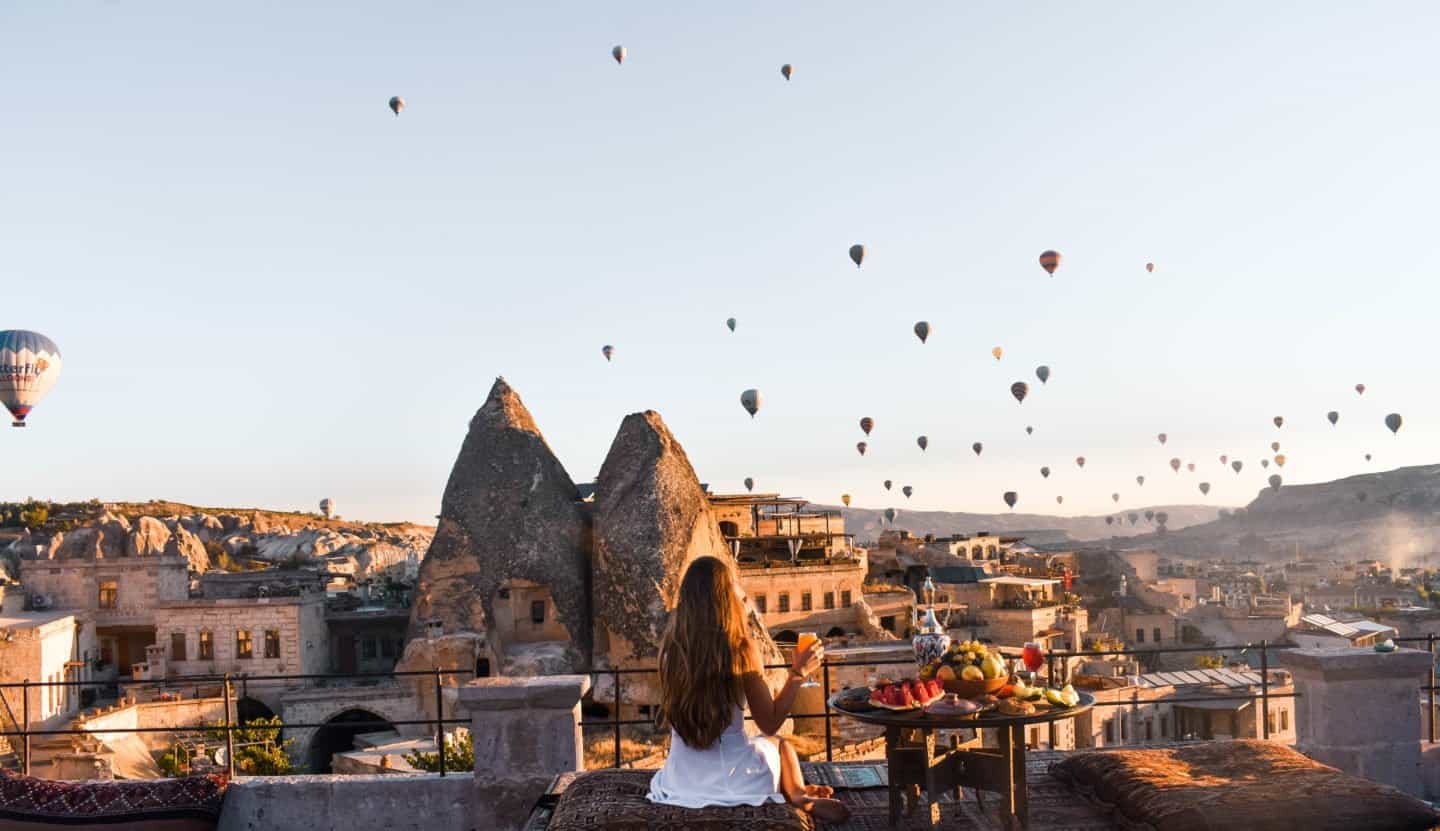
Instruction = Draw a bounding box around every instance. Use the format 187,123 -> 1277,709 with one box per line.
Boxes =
828,689 -> 1094,830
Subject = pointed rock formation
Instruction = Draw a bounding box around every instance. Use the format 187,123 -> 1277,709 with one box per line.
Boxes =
591,411 -> 782,678
127,516 -> 172,557
403,378 -> 591,672
164,524 -> 210,572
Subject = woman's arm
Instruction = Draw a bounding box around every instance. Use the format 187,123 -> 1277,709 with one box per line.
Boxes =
742,639 -> 823,735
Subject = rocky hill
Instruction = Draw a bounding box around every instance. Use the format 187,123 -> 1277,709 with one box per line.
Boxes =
0,500 -> 432,581
820,504 -> 1225,546
1086,463 -> 1440,565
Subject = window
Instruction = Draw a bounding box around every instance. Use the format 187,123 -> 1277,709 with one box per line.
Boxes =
530,600 -> 546,625
1145,721 -> 1153,741
171,633 -> 187,662
1135,628 -> 1145,644
755,594 -> 766,613
362,638 -> 378,659
1280,709 -> 1289,731
1104,721 -> 1114,744
823,591 -> 835,610
841,590 -> 852,607
778,593 -> 790,613
198,631 -> 213,660
381,638 -> 396,658
236,629 -> 253,660
1153,627 -> 1163,644
264,630 -> 280,659
1027,727 -> 1039,749
1267,712 -> 1277,736
880,615 -> 896,633
98,580 -> 118,610
1160,715 -> 1169,737
476,657 -> 491,678
801,592 -> 813,612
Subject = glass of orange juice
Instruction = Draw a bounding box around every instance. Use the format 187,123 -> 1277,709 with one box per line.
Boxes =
795,633 -> 821,688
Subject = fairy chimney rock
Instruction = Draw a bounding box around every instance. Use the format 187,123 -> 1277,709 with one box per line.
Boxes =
592,410 -> 780,667
404,377 -> 591,672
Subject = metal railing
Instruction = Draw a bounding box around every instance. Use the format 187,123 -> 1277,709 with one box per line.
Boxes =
1393,634 -> 1439,743
579,641 -> 1305,768
0,667 -> 472,778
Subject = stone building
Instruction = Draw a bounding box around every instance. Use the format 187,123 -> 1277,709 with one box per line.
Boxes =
0,609 -> 97,726
148,594 -> 329,680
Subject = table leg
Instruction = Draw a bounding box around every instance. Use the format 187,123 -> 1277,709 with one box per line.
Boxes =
886,725 -> 902,828
997,726 -> 1017,830
920,729 -> 940,828
950,734 -> 964,803
1010,724 -> 1029,829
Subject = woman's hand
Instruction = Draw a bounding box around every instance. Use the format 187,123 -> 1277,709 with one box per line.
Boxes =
791,642 -> 824,680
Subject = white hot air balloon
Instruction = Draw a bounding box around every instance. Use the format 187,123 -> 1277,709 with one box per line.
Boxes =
0,330 -> 63,427
319,498 -> 335,519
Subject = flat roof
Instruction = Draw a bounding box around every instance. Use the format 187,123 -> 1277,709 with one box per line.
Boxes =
0,610 -> 74,629
979,576 -> 1060,587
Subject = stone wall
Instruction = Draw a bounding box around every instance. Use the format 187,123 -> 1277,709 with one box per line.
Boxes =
280,684 -> 426,768
20,555 -> 189,627
216,772 -> 473,831
80,697 -> 228,752
156,595 -> 328,680
0,611 -> 94,722
738,560 -> 865,635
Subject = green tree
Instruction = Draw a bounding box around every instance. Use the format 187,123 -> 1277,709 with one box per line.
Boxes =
404,730 -> 473,772
206,717 -> 294,775
1193,654 -> 1226,670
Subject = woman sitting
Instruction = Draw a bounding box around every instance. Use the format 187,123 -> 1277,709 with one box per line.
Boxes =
648,556 -> 850,824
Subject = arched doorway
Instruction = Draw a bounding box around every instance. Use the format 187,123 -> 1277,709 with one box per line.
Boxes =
236,697 -> 275,723
719,521 -> 740,538
774,630 -> 799,644
825,626 -> 847,638
307,709 -> 395,773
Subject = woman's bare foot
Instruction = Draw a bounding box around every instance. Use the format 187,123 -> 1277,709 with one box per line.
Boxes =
803,784 -> 834,799
796,795 -> 851,824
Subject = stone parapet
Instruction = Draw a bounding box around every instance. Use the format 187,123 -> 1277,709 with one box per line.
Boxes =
459,674 -> 591,831
1283,646 -> 1430,796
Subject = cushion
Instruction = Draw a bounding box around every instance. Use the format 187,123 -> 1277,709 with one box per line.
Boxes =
1050,740 -> 1439,831
0,770 -> 228,830
546,769 -> 812,831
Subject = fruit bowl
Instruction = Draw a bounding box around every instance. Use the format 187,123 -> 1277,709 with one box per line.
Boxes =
942,676 -> 1007,699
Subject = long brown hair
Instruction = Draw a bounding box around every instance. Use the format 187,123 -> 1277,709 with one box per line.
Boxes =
658,556 -> 755,749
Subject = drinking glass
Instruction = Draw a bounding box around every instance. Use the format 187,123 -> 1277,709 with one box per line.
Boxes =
1022,641 -> 1045,685
796,632 -> 821,689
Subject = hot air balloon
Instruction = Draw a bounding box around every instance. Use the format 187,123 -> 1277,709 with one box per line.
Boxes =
1112,492 -> 1120,503
1155,511 -> 1169,525
1199,482 -> 1211,496
1275,454 -> 1286,467
1136,475 -> 1145,486
916,435 -> 928,451
1232,460 -> 1243,473
1040,466 -> 1051,479
849,244 -> 865,267
1271,441 -> 1281,452
1036,365 -> 1051,384
913,321 -> 931,344
1106,516 -> 1114,525
781,63 -> 793,81
1322,410 -> 1337,426
0,330 -> 63,427
319,498 -> 335,518
740,389 -> 763,418
859,417 -> 874,435
1273,416 -> 1284,429
602,344 -> 615,362
1011,382 -> 1029,404
1357,491 -> 1368,502
902,486 -> 913,499
992,346 -> 1003,361
973,442 -> 983,456
1261,460 -> 1270,469
1356,383 -> 1366,396
1365,453 -> 1372,462
1025,426 -> 1034,436
883,480 -> 892,491
1158,433 -> 1168,445
1056,496 -> 1064,505
1128,512 -> 1139,524
1268,474 -> 1282,492
884,508 -> 897,523
1170,458 -> 1181,473
1187,463 -> 1195,472
841,494 -> 851,507
1146,262 -> 1155,273
1386,413 -> 1403,434
1075,456 -> 1086,469
1220,455 -> 1228,465
1003,491 -> 1018,509
1038,250 -> 1061,275
726,317 -> 737,333
388,96 -> 405,116
612,45 -> 626,64
856,442 -> 868,456
1145,510 -> 1155,522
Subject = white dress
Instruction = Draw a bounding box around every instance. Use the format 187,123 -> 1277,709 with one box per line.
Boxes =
647,706 -> 785,808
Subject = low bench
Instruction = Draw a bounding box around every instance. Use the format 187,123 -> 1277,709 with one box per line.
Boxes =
0,770 -> 228,831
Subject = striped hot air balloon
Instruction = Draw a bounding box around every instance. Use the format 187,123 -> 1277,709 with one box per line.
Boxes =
0,330 -> 62,427
1038,250 -> 1062,275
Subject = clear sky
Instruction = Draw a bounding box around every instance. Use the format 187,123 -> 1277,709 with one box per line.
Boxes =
4,2 -> 1438,524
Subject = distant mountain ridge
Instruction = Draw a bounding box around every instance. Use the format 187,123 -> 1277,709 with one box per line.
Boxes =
814,503 -> 1225,546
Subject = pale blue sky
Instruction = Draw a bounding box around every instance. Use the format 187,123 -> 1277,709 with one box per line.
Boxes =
4,2 -> 1437,523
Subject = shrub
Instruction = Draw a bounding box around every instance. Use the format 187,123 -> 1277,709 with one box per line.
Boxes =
205,717 -> 294,775
404,730 -> 472,772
